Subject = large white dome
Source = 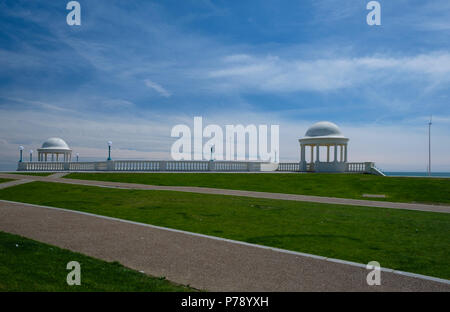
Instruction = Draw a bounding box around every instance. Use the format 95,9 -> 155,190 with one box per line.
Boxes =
40,137 -> 71,150
304,121 -> 344,138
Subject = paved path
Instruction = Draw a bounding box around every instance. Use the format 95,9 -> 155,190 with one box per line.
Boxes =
0,173 -> 449,214
0,200 -> 448,291
48,172 -> 69,178
0,178 -> 33,189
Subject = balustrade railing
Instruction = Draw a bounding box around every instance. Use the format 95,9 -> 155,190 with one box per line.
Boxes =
18,162 -> 65,171
69,162 -> 96,171
165,161 -> 209,171
277,163 -> 300,172
213,161 -> 249,171
114,161 -> 160,171
17,160 -> 380,174
18,160 -> 258,172
346,162 -> 366,172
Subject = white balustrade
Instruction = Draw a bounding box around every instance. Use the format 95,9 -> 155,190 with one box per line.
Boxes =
20,162 -> 65,171
213,161 -> 250,171
346,162 -> 372,173
16,160 -> 377,174
69,162 -> 96,171
276,163 -> 300,172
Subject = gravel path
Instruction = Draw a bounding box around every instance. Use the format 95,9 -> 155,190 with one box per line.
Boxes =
0,173 -> 449,214
0,200 -> 449,291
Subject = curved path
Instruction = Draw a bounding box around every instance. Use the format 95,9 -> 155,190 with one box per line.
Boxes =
0,200 -> 448,291
0,173 -> 449,214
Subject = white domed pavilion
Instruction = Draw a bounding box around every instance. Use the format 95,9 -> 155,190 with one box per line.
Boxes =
37,138 -> 72,162
299,121 -> 349,172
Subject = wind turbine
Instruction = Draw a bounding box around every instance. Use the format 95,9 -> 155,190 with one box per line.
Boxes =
428,115 -> 432,177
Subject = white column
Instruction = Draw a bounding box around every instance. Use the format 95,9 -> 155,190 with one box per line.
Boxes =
299,144 -> 305,171
344,144 -> 348,162
300,144 -> 305,163
340,145 -> 343,162
310,145 -> 314,163
327,145 -> 330,162
316,144 -> 320,163
334,144 -> 337,162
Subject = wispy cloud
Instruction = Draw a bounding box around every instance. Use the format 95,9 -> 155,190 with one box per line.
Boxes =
144,79 -> 171,97
207,52 -> 450,93
0,96 -> 75,113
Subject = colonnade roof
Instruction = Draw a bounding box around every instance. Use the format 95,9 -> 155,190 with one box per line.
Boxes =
300,121 -> 349,144
37,137 -> 72,152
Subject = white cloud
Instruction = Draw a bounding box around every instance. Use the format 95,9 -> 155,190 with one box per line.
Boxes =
0,96 -> 75,113
207,52 -> 450,93
144,79 -> 171,97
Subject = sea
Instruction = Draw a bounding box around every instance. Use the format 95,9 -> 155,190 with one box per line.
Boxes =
384,172 -> 450,178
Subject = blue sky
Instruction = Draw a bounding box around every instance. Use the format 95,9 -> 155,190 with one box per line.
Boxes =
0,0 -> 449,171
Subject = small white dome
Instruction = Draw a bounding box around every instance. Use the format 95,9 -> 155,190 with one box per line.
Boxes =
304,121 -> 344,138
41,138 -> 71,150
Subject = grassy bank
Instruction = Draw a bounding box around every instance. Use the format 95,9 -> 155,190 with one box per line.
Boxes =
0,231 -> 194,291
0,181 -> 449,279
0,179 -> 12,184
65,173 -> 450,205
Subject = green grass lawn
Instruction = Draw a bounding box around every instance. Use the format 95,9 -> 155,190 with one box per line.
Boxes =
0,178 -> 12,184
0,231 -> 194,291
65,172 -> 450,205
0,181 -> 449,279
6,172 -> 55,176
